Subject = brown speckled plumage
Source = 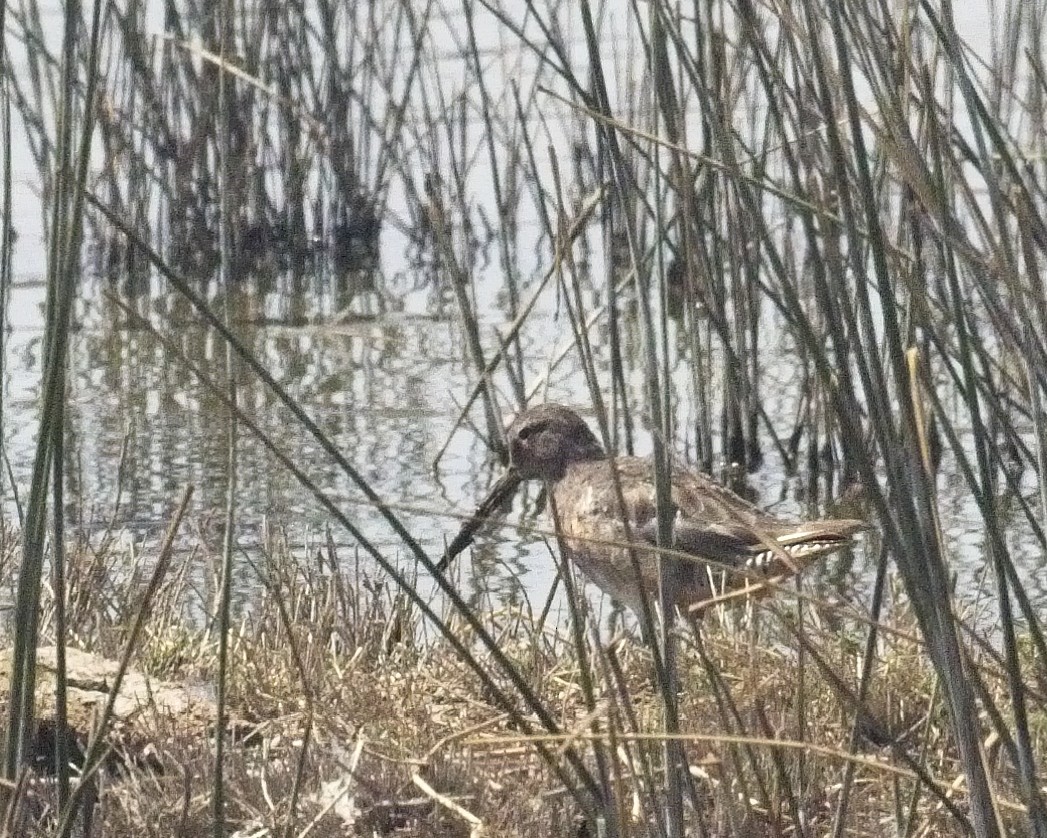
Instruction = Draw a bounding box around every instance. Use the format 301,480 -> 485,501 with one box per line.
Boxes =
445,403 -> 865,618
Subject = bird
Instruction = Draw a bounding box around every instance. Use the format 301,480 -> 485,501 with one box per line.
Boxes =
442,403 -> 865,620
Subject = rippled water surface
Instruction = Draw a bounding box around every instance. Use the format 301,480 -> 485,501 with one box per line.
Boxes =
3,0 -> 1040,620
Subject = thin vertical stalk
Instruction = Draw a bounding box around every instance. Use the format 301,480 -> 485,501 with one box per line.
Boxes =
212,0 -> 236,833
645,3 -> 686,833
831,541 -> 891,836
461,0 -> 525,404
3,0 -> 103,800
0,0 -> 9,479
50,374 -> 69,815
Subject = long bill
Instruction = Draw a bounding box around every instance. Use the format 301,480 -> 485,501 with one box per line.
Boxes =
438,468 -> 524,572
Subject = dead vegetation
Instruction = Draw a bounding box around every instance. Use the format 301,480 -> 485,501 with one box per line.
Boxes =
1,517 -> 1038,836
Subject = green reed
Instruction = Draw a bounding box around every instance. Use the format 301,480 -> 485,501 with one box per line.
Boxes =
491,0 -> 1047,833
4,0 -> 1047,834
2,0 -> 105,830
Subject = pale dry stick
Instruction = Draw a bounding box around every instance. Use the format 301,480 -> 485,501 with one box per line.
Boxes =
534,84 -> 963,274
464,731 -> 1028,815
163,36 -> 325,139
685,568 -> 824,617
536,85 -> 830,217
259,735 -> 277,817
297,737 -> 365,838
614,743 -> 643,823
420,714 -> 508,769
411,772 -> 484,838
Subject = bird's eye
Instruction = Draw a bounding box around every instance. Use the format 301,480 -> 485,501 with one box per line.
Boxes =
517,420 -> 547,441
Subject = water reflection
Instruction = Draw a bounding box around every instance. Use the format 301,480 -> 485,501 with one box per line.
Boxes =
8,226 -> 1046,620
1,0 -> 1038,628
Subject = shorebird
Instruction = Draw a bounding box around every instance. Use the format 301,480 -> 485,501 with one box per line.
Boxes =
442,403 -> 865,620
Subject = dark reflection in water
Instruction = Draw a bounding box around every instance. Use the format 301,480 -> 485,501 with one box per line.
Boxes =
72,280 -> 457,538
0,0 -> 1036,624
5,247 -> 1045,620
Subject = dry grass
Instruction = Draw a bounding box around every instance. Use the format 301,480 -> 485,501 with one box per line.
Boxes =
1,516 -> 1041,836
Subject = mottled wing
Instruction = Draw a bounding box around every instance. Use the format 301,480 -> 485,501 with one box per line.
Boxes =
637,517 -> 762,565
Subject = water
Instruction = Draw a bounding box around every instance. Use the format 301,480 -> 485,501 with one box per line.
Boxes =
2,0 -> 1042,621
